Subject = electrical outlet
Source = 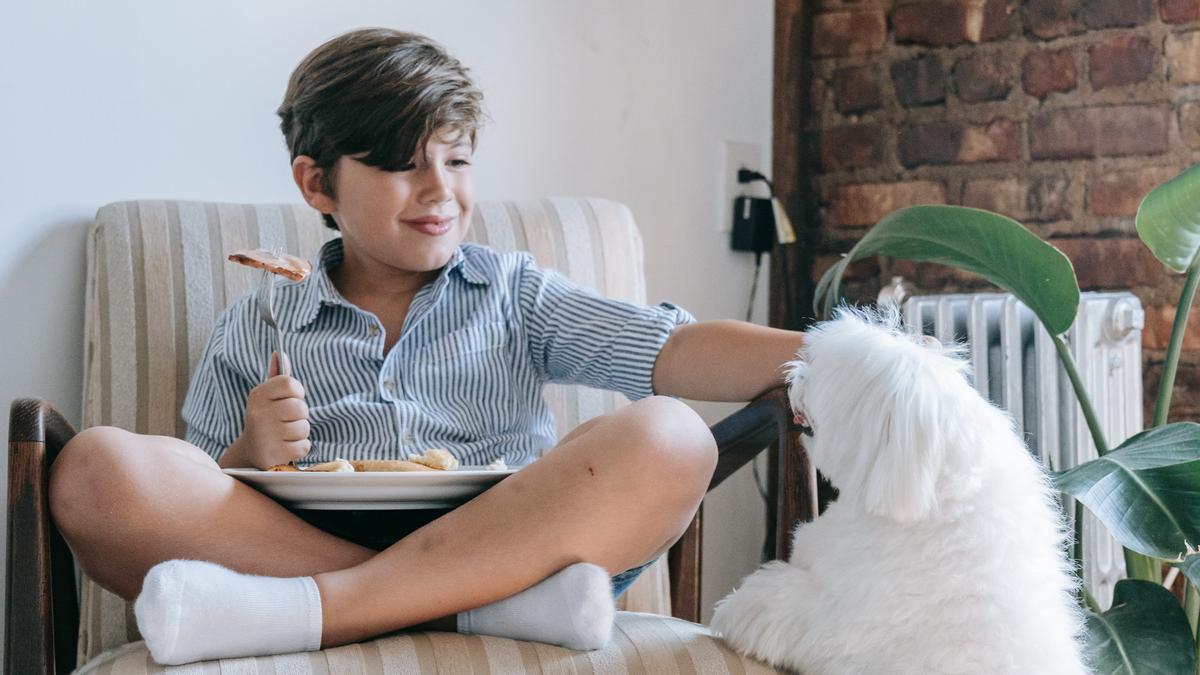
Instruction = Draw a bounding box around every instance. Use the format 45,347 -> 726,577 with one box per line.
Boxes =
717,141 -> 764,232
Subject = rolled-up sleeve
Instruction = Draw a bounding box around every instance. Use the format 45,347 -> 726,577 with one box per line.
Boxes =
181,311 -> 258,460
516,254 -> 696,401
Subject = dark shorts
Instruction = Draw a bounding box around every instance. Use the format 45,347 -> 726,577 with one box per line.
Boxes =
293,508 -> 650,599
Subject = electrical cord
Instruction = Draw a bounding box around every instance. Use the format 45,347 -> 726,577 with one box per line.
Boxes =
738,167 -> 800,559
738,168 -> 795,327
745,251 -> 762,323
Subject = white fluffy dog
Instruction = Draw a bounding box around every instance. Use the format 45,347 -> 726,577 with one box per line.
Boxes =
711,309 -> 1087,674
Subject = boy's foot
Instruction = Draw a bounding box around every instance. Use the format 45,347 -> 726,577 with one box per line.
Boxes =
133,559 -> 322,665
134,559 -> 614,665
458,562 -> 614,650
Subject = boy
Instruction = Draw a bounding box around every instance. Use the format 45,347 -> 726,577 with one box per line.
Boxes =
49,28 -> 805,665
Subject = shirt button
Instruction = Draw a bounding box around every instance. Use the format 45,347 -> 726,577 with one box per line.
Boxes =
368,325 -> 380,337
403,433 -> 414,443
382,378 -> 396,392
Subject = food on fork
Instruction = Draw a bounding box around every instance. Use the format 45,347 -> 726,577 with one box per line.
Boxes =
227,249 -> 313,282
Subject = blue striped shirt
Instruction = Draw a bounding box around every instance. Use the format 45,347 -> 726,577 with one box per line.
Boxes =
181,238 -> 695,467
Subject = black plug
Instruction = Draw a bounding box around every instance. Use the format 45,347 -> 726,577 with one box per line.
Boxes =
737,168 -> 764,183
737,168 -> 774,197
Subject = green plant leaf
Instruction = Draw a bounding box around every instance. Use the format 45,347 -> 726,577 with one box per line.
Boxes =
1054,423 -> 1200,560
1136,162 -> 1200,274
812,205 -> 1079,334
1178,554 -> 1200,589
1083,579 -> 1195,674
813,261 -> 842,319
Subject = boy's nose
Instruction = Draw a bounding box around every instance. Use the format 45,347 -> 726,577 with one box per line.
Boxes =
418,167 -> 454,203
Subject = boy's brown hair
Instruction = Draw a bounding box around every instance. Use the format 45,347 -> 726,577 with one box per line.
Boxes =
278,28 -> 485,230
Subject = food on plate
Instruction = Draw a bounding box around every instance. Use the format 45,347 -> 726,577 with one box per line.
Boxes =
306,459 -> 354,472
262,450 -> 464,473
349,459 -> 436,472
486,458 -> 508,471
227,248 -> 313,282
407,447 -> 459,471
266,459 -> 355,472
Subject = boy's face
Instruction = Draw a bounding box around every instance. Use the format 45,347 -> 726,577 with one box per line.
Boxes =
296,128 -> 475,280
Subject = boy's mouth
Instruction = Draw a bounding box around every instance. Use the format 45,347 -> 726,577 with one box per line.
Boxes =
403,216 -> 456,236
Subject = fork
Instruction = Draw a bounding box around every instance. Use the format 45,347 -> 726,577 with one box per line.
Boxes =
256,248 -> 291,379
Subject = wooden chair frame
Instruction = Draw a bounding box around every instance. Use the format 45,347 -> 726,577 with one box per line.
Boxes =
7,388 -> 814,674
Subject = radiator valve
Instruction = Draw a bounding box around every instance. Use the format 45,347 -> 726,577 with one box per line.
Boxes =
877,276 -> 908,308
1104,297 -> 1145,342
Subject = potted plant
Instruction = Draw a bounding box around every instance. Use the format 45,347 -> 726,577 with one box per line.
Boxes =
814,163 -> 1200,673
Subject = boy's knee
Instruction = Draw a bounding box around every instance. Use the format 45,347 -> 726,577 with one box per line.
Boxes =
50,426 -> 139,534
53,426 -> 133,484
627,396 -> 717,482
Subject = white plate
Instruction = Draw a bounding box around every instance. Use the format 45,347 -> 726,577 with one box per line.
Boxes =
223,467 -> 518,510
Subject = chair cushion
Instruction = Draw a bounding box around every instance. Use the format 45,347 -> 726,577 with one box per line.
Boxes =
74,612 -> 784,674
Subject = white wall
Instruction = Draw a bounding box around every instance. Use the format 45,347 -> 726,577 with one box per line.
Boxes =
0,0 -> 774,646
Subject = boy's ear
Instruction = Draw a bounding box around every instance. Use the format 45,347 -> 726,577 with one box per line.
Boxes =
291,156 -> 337,214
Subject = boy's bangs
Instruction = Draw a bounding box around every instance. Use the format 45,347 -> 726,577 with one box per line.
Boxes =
351,119 -> 475,172
351,123 -> 425,172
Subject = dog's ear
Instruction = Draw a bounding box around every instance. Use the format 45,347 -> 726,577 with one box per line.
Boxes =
856,375 -> 944,523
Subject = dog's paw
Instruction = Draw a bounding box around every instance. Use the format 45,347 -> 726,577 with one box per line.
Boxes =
711,561 -> 812,669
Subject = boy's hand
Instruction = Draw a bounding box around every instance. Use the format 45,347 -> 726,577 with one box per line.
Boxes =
233,352 -> 311,469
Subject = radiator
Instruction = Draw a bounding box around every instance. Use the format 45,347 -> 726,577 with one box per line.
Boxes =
900,291 -> 1145,609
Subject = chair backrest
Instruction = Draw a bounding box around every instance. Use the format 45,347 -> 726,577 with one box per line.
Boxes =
76,198 -> 669,662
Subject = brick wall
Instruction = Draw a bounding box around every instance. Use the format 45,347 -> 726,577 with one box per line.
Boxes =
801,0 -> 1200,420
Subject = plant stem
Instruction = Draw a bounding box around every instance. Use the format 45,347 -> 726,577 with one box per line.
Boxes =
1073,499 -> 1085,589
1071,498 -> 1111,612
1154,257 -> 1200,427
1051,335 -> 1164,582
1083,587 -> 1102,615
1189,583 -> 1200,675
1051,335 -> 1109,455
1152,257 -> 1200,425
1187,582 -> 1199,635
1124,549 -> 1163,584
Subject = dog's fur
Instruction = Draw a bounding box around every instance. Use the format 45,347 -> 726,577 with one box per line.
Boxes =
711,309 -> 1087,674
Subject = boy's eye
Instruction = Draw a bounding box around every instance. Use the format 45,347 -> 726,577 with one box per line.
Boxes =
448,158 -> 471,168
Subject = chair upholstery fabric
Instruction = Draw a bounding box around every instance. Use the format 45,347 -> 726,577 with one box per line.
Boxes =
75,612 -> 782,674
76,198 -> 681,667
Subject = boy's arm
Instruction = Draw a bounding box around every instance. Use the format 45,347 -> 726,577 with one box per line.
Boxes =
651,320 -> 806,402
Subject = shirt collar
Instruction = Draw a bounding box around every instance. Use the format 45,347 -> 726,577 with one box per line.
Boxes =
283,238 -> 489,332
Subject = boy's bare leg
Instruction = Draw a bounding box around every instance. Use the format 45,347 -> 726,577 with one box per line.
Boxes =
50,428 -> 378,600
52,395 -> 716,649
314,395 -> 716,645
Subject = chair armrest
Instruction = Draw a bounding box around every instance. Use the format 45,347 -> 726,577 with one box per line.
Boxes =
8,399 -> 79,675
710,385 -> 818,556
708,387 -> 794,490
668,386 -> 817,622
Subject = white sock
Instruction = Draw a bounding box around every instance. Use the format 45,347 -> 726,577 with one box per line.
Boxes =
133,560 -> 323,665
457,562 -> 615,650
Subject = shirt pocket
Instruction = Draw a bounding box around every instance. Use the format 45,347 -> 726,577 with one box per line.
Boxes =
414,321 -> 515,426
418,320 -> 510,364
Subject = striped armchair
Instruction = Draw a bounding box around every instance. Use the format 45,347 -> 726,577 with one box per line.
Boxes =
8,198 -> 813,674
